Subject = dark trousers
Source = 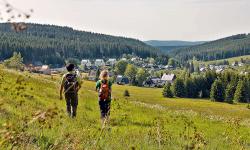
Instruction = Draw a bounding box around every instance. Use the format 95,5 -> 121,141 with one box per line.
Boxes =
99,100 -> 111,119
65,92 -> 78,117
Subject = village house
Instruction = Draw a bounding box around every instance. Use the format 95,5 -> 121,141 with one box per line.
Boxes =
81,59 -> 92,67
214,65 -> 227,73
199,67 -> 206,72
95,59 -> 105,67
143,77 -> 165,88
164,65 -> 174,70
25,64 -> 36,72
116,75 -> 129,85
39,65 -> 51,75
209,65 -> 215,70
106,58 -> 117,66
238,62 -> 244,67
158,65 -> 165,70
161,73 -> 176,84
51,67 -> 66,74
231,61 -> 238,67
121,58 -> 127,61
131,57 -> 139,62
240,71 -> 248,75
216,68 -> 224,73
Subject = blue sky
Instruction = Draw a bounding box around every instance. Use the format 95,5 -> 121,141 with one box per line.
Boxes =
3,0 -> 250,41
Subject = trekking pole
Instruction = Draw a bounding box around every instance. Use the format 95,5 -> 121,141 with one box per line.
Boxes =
93,109 -> 111,149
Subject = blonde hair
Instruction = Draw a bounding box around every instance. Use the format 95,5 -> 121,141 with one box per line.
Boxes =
99,70 -> 109,80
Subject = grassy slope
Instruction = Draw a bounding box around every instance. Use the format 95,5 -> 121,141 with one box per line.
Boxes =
200,55 -> 250,65
0,68 -> 250,150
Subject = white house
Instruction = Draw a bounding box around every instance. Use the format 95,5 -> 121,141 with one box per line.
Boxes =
95,59 -> 105,67
39,65 -> 51,75
216,68 -> 224,73
209,65 -> 215,70
131,57 -> 143,62
200,67 -> 206,72
81,59 -> 92,67
106,58 -> 117,66
232,61 -> 238,67
161,73 -> 176,84
164,65 -> 174,70
238,62 -> 244,67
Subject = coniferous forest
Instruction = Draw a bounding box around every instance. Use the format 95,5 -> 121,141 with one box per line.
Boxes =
0,23 -> 161,66
168,34 -> 250,63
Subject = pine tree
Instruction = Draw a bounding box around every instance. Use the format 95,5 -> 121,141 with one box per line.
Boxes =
234,80 -> 248,103
189,61 -> 194,73
185,78 -> 196,98
210,79 -> 224,102
173,78 -> 185,97
163,83 -> 173,98
225,83 -> 235,104
205,70 -> 217,91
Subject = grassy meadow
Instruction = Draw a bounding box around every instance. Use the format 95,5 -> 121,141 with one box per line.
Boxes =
0,67 -> 250,150
200,55 -> 250,65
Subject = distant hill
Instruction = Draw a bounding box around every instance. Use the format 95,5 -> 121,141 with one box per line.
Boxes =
155,46 -> 188,53
144,40 -> 206,47
0,23 -> 161,66
144,40 -> 206,53
168,34 -> 250,63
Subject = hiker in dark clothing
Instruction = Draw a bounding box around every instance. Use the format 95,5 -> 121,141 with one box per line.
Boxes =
96,70 -> 112,125
60,64 -> 82,118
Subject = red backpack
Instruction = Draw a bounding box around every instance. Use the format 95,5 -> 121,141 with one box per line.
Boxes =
99,80 -> 110,101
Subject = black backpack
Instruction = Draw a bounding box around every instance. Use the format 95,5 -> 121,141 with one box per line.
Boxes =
64,73 -> 78,93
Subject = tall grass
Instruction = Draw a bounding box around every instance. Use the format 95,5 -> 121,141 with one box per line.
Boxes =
0,68 -> 249,149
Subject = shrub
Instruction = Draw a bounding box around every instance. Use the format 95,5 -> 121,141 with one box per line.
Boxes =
124,90 -> 130,97
247,104 -> 250,109
162,83 -> 173,98
3,52 -> 24,70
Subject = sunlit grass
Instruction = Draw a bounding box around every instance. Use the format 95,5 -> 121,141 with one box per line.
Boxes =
0,68 -> 249,149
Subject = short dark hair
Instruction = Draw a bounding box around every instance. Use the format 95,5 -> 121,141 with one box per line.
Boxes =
66,63 -> 75,72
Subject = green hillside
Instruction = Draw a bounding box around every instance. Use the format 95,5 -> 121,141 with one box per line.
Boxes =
0,23 -> 161,66
0,67 -> 250,149
169,34 -> 250,63
201,55 -> 250,65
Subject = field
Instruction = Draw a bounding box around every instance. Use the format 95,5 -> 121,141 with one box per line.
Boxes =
200,55 -> 250,65
0,68 -> 250,150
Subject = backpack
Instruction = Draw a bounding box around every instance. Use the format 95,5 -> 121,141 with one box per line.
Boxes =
99,80 -> 110,101
64,73 -> 78,93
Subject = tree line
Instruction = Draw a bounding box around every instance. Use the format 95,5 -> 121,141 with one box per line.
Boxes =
0,23 -> 163,67
163,70 -> 250,104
